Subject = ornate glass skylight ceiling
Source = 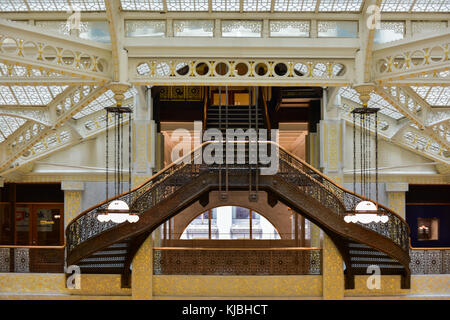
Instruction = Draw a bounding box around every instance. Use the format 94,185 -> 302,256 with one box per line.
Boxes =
339,86 -> 405,120
120,0 -> 364,12
0,86 -> 67,106
0,0 -> 106,11
1,0 -> 448,12
0,115 -> 26,143
72,87 -> 136,119
381,0 -> 450,12
410,86 -> 450,107
0,62 -> 63,78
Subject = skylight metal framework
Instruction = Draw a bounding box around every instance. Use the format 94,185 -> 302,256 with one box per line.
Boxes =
1,0 -> 449,13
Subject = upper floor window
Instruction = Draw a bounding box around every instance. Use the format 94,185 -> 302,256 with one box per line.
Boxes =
317,21 -> 358,38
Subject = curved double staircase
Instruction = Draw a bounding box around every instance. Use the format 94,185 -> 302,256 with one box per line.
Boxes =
66,142 -> 411,289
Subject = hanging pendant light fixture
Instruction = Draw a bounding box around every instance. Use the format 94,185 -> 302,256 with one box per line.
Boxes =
97,85 -> 139,224
344,89 -> 388,224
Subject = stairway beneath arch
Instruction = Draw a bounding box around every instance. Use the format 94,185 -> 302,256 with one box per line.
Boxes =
66,140 -> 411,290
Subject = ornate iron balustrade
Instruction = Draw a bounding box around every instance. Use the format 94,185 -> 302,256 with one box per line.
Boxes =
410,248 -> 450,274
0,247 -> 64,273
153,248 -> 322,276
66,141 -> 410,260
277,147 -> 410,252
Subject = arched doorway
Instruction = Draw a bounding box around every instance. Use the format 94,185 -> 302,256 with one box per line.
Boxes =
180,206 -> 281,240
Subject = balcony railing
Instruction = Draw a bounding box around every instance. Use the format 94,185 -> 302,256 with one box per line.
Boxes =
153,247 -> 322,276
409,247 -> 450,274
0,246 -> 64,273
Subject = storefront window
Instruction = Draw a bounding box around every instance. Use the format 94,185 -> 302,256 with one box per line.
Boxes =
417,218 -> 439,241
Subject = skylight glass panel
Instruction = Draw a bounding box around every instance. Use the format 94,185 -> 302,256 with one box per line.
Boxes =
166,0 -> 209,11
212,0 -> 240,11
174,20 -> 214,37
339,87 -> 404,120
374,21 -> 405,44
222,20 -> 262,37
120,0 -> 164,10
381,0 -> 415,12
68,0 -> 105,11
0,116 -> 27,143
270,20 -> 310,37
273,0 -> 317,12
35,20 -> 72,36
72,88 -> 136,120
243,0 -> 271,11
368,92 -> 404,119
72,90 -> 115,119
318,0 -> 363,11
0,1 -> 106,12
411,86 -> 450,106
318,21 -> 358,38
412,0 -> 450,12
27,0 -> 67,11
125,20 -> 166,37
1,0 -> 28,11
79,21 -> 110,43
0,85 -> 66,106
412,21 -> 448,36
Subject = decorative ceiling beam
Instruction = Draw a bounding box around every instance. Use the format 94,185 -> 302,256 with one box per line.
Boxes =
105,0 -> 126,83
0,77 -> 104,86
357,0 -> 382,84
373,31 -> 450,83
0,104 -> 131,178
0,85 -> 108,173
125,37 -> 359,58
0,108 -> 50,126
375,86 -> 449,150
2,11 -> 450,21
0,19 -> 112,83
340,108 -> 448,165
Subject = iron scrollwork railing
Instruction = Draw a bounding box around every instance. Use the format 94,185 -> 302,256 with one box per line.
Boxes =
66,144 -> 206,254
66,141 -> 410,258
276,145 -> 409,252
153,248 -> 322,275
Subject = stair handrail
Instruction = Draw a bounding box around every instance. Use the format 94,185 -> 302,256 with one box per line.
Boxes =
273,142 -> 410,252
261,89 -> 271,131
275,142 -> 409,230
66,141 -> 213,232
66,141 -> 410,255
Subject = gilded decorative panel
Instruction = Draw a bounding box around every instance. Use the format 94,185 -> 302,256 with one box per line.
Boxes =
132,236 -> 153,300
159,86 -> 204,101
14,248 -> 29,273
0,248 -> 10,272
0,273 -> 130,298
134,122 -> 148,173
133,175 -> 152,188
387,192 -> 405,219
153,275 -> 323,298
65,191 -> 82,226
410,249 -> 449,274
153,249 -> 321,276
322,235 -> 344,300
346,275 -> 450,297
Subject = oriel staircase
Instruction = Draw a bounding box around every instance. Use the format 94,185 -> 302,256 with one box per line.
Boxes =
66,89 -> 410,289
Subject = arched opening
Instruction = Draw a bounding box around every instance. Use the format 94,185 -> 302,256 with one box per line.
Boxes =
150,195 -> 323,277
180,206 -> 281,240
